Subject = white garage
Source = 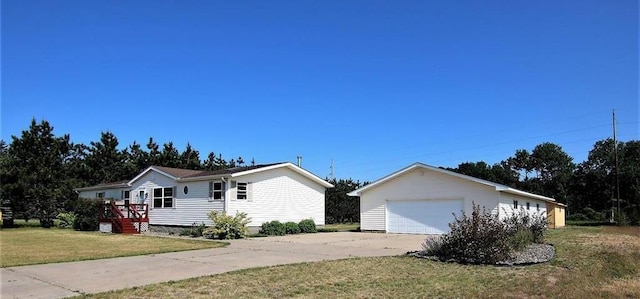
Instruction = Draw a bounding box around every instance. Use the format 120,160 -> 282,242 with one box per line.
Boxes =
386,200 -> 462,234
349,162 -> 561,235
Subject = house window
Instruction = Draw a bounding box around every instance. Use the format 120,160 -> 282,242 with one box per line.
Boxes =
237,182 -> 247,200
513,200 -> 518,209
526,202 -> 530,210
536,203 -> 540,211
153,187 -> 174,208
122,190 -> 130,200
209,181 -> 225,200
96,192 -> 105,199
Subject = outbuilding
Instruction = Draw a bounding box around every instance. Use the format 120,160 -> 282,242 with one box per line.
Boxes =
348,162 -> 566,234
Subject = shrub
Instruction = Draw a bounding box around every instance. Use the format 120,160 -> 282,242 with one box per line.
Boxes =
56,212 -> 76,229
318,227 -> 339,233
73,199 -> 102,231
284,221 -> 301,234
423,203 -> 510,264
180,222 -> 206,237
298,219 -> 317,233
260,220 -> 286,236
204,211 -> 251,240
504,209 -> 547,247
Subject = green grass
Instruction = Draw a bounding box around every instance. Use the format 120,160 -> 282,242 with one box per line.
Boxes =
0,228 -> 227,267
323,222 -> 360,232
79,226 -> 640,299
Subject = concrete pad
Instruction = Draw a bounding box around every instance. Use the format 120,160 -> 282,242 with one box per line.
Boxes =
1,232 -> 427,299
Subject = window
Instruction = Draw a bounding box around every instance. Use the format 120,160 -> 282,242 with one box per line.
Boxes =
237,182 -> 247,200
153,187 -> 174,208
513,200 -> 518,209
526,202 -> 530,210
183,186 -> 189,195
209,181 -> 225,201
536,203 -> 540,211
122,190 -> 130,200
96,192 -> 105,199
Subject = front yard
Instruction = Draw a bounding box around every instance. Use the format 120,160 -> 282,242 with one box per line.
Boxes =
79,226 -> 640,298
0,228 -> 227,267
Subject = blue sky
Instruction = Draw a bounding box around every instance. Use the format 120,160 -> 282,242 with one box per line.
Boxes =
2,0 -> 638,182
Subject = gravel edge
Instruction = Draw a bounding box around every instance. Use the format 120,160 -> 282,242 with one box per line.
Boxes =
407,243 -> 555,266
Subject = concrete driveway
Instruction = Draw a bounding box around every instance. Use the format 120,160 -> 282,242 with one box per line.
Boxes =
2,232 -> 427,299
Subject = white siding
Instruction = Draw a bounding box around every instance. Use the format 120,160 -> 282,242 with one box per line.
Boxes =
227,167 -> 326,226
131,172 -> 227,226
78,188 -> 126,200
498,193 -> 548,220
359,168 -> 499,231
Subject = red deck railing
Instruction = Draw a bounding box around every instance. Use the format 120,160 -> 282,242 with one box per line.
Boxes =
100,201 -> 148,234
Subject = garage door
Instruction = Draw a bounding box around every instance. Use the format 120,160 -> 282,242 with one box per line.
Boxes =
386,199 -> 463,234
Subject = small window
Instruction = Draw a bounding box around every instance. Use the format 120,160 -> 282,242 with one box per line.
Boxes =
536,203 -> 540,211
237,182 -> 247,200
183,186 -> 189,195
513,200 -> 518,209
123,190 -> 130,200
163,187 -> 173,208
153,188 -> 163,208
96,192 -> 105,199
209,181 -> 225,200
526,202 -> 530,210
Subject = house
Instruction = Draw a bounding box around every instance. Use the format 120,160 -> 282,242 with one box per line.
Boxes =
75,162 -> 333,233
347,162 -> 567,235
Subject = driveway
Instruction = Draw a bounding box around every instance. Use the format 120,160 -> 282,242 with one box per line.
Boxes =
1,232 -> 427,299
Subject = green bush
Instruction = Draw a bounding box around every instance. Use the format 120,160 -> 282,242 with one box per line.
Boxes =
260,220 -> 286,236
204,211 -> 251,240
56,212 -> 76,229
298,219 -> 317,233
73,199 -> 102,231
318,227 -> 339,233
504,209 -> 547,246
284,221 -> 301,234
180,222 -> 206,237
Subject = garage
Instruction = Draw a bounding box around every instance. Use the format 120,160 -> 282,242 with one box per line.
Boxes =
386,199 -> 463,234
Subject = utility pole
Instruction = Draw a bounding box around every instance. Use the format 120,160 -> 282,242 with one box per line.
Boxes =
613,109 -> 621,221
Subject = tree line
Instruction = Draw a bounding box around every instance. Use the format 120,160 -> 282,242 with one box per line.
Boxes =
0,119 -> 249,226
1,119 -> 639,226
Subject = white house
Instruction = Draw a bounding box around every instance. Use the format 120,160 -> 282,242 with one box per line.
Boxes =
75,162 -> 333,230
348,162 -> 566,235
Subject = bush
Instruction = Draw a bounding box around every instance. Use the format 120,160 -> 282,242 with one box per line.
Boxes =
504,209 -> 548,246
318,227 -> 339,233
423,203 -> 510,264
260,220 -> 286,236
284,221 -> 301,234
298,219 -> 317,233
423,203 -> 550,264
204,211 -> 251,240
180,222 -> 206,237
56,212 -> 76,229
73,199 -> 102,231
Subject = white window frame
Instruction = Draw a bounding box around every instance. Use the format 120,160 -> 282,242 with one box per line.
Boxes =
237,182 -> 247,200
513,200 -> 518,209
153,187 -> 174,208
526,202 -> 530,210
536,203 -> 540,211
122,190 -> 130,200
96,192 -> 105,199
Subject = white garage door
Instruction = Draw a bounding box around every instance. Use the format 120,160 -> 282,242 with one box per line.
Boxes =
386,199 -> 463,234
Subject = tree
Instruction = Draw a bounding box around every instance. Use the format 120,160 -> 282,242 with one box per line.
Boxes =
146,137 -> 161,166
122,141 -> 149,179
85,131 -> 126,185
325,178 -> 365,224
528,142 -> 575,203
179,143 -> 202,170
5,119 -> 74,227
159,142 -> 180,168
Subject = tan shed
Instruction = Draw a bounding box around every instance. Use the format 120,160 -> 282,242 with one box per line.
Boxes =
546,202 -> 567,228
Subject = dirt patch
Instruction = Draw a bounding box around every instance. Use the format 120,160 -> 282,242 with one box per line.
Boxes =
603,226 -> 640,237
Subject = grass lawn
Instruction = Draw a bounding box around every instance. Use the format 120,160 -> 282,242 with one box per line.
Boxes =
80,226 -> 640,299
323,222 -> 360,231
0,228 -> 227,267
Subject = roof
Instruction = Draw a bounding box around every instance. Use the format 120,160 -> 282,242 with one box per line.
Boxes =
347,162 -> 558,204
75,162 -> 334,190
74,180 -> 129,192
